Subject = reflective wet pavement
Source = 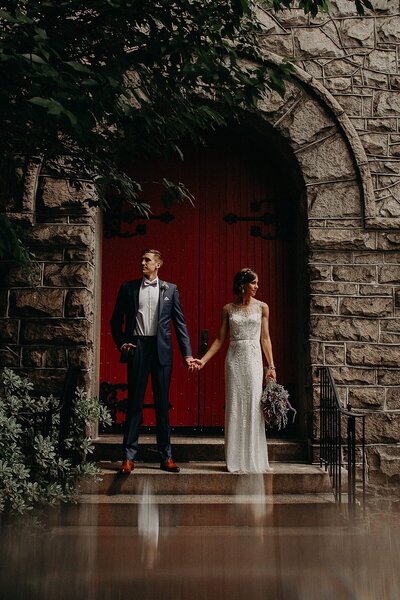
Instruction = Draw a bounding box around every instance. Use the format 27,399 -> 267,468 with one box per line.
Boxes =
1,501 -> 400,600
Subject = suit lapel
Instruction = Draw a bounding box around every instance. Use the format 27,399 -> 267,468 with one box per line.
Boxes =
158,279 -> 165,318
129,279 -> 141,314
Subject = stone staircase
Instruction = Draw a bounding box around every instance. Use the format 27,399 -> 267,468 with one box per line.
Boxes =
53,435 -> 339,527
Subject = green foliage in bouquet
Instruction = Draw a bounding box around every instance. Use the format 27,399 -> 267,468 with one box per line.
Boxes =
260,380 -> 296,431
0,368 -> 111,516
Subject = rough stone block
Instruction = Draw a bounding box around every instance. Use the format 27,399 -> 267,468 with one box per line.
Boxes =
367,446 -> 400,481
365,414 -> 400,444
340,297 -> 392,317
376,16 -> 400,43
365,49 -> 397,73
21,319 -> 92,345
360,133 -> 388,156
0,320 -> 19,343
65,289 -> 93,318
68,347 -> 94,370
309,251 -> 353,264
280,98 -> 335,147
22,348 -> 67,369
1,263 -> 42,288
348,386 -> 385,409
366,118 -> 397,133
0,291 -> 8,317
324,344 -> 346,364
332,265 -> 376,283
386,388 -> 400,410
389,75 -> 400,89
359,284 -> 392,296
297,135 -> 355,182
331,366 -> 376,385
325,77 -> 352,92
383,252 -> 400,265
311,315 -> 379,342
17,369 -> 72,396
309,264 -> 332,280
354,253 -> 383,265
334,94 -> 363,116
0,347 -> 20,368
259,33 -> 294,57
374,91 -> 400,117
10,289 -> 64,317
378,233 -> 400,250
378,369 -> 400,386
38,177 -> 96,210
29,224 -> 94,249
309,229 -> 376,251
43,263 -> 94,288
307,181 -> 361,218
310,281 -> 358,295
294,28 -> 343,58
310,296 -> 338,314
379,265 -> 400,284
347,344 -> 400,367
339,18 -> 374,47
64,248 -> 95,262
362,70 -> 389,89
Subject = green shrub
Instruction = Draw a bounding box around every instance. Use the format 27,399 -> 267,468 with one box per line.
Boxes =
0,368 -> 111,516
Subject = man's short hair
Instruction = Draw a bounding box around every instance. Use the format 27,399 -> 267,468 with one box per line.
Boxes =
142,249 -> 163,264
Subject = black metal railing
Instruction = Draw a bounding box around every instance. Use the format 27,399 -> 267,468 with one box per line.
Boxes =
319,366 -> 366,514
19,365 -> 80,456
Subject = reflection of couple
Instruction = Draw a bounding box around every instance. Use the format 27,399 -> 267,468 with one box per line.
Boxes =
111,249 -> 276,475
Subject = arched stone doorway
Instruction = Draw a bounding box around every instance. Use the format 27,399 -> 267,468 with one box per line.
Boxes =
99,120 -> 307,436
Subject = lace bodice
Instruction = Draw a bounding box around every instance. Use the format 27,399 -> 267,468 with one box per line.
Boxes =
228,301 -> 263,342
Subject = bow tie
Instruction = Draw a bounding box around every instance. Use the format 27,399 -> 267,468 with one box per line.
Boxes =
143,279 -> 158,287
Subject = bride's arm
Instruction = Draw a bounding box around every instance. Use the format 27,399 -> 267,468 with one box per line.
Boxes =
193,306 -> 229,369
261,303 -> 276,381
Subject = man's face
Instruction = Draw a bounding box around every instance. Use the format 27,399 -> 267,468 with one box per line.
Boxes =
141,253 -> 161,279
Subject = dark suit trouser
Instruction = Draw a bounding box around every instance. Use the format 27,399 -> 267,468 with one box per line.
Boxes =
123,336 -> 172,461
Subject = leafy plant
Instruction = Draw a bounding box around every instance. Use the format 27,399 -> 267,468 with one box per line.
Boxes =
0,368 -> 111,517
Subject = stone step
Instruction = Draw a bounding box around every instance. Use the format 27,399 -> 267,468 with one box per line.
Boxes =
50,494 -> 340,527
93,435 -> 308,463
82,462 -> 332,496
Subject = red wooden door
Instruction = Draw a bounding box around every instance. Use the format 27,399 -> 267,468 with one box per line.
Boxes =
99,128 -> 297,430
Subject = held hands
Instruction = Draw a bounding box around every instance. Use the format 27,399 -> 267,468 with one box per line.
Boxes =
121,343 -> 136,353
185,357 -> 204,372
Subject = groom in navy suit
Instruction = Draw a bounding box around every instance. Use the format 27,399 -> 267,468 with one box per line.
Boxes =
110,249 -> 193,474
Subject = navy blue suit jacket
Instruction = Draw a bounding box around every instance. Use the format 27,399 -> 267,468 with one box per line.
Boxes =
110,279 -> 192,366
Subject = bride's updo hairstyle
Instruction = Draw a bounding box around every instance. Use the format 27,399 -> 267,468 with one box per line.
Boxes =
233,268 -> 257,296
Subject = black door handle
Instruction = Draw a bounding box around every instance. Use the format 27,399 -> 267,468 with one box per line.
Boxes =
200,329 -> 209,354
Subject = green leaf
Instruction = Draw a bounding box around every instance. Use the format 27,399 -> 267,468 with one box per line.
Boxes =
21,53 -> 47,65
65,60 -> 92,74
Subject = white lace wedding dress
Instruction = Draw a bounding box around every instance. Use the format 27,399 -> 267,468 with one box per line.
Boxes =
225,300 -> 270,473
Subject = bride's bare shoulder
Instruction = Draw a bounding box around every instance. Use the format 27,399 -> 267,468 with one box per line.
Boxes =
222,303 -> 231,312
259,300 -> 269,312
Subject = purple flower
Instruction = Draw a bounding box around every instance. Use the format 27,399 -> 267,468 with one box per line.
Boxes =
260,381 -> 296,431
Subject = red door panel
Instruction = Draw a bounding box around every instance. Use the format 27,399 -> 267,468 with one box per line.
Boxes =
99,129 -> 297,430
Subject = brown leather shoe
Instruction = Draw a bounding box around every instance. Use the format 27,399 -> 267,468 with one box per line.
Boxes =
160,458 -> 180,473
120,459 -> 134,474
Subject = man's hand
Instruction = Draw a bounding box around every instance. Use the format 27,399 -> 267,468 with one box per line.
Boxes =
121,343 -> 136,353
185,356 -> 196,371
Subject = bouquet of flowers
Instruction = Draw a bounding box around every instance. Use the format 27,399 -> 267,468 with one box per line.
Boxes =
260,380 -> 296,430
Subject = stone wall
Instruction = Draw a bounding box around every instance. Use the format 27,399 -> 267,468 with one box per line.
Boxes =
0,163 -> 98,394
257,0 -> 400,493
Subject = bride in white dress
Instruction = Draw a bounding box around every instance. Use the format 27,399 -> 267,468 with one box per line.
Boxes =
193,268 -> 276,473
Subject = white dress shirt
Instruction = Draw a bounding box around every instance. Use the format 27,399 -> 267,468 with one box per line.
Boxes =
134,278 -> 160,336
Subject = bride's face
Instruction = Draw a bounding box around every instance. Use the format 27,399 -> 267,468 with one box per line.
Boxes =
244,277 -> 258,297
